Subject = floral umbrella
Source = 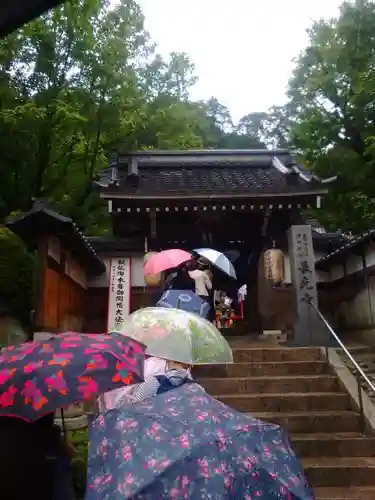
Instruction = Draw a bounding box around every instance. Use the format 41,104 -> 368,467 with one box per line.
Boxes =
86,383 -> 313,500
0,332 -> 145,421
115,307 -> 233,365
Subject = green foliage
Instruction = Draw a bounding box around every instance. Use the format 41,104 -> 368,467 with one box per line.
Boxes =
0,0 -> 286,238
5,0 -> 372,238
69,428 -> 89,499
285,0 -> 375,233
0,227 -> 34,322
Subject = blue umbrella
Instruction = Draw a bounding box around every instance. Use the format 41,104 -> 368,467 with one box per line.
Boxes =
86,383 -> 313,500
156,289 -> 210,319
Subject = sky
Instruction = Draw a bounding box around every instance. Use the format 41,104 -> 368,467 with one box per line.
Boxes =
137,0 -> 343,122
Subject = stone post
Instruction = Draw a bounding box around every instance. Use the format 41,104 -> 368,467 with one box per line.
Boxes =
287,225 -> 330,346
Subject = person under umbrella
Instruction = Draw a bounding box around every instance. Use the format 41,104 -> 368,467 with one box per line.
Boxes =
189,258 -> 214,321
168,262 -> 195,291
0,332 -> 146,500
98,355 -> 168,411
156,289 -> 210,319
144,249 -> 192,277
125,358 -> 194,404
86,383 -> 313,500
117,307 -> 233,366
102,300 -> 222,411
194,248 -> 237,279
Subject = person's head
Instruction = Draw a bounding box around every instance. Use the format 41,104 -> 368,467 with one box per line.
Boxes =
197,258 -> 209,271
185,259 -> 197,271
167,360 -> 192,371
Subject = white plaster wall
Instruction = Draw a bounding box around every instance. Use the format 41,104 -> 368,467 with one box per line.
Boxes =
327,243 -> 375,333
330,265 -> 345,281
346,254 -> 363,275
338,285 -> 373,329
316,270 -> 330,283
131,255 -> 146,287
366,243 -> 375,267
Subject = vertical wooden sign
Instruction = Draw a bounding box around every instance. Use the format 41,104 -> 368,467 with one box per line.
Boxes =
107,257 -> 131,332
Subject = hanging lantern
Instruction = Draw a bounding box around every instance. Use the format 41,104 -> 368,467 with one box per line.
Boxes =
263,248 -> 285,285
144,252 -> 162,287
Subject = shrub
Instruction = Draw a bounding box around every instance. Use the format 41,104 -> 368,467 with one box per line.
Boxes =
69,428 -> 88,500
0,227 -> 34,324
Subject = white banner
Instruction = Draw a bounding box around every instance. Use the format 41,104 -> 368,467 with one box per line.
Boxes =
107,257 -> 131,332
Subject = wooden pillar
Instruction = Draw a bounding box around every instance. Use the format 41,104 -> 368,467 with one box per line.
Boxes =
287,225 -> 330,346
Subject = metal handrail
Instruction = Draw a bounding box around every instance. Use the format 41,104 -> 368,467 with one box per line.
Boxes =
310,302 -> 375,394
310,301 -> 375,393
310,301 -> 375,432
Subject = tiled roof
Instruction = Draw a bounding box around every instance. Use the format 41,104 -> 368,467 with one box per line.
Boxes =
100,165 -> 314,196
316,230 -> 373,269
97,149 -> 335,198
6,203 -> 105,276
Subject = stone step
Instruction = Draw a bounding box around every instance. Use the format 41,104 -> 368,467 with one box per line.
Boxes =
232,346 -> 323,362
303,457 -> 375,487
291,433 -> 375,457
194,360 -> 329,378
314,486 -> 375,499
199,374 -> 340,394
218,392 -> 351,412
249,411 -> 361,433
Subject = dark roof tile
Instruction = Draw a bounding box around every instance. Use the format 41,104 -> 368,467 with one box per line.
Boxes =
97,149 -> 335,198
99,165 -> 325,197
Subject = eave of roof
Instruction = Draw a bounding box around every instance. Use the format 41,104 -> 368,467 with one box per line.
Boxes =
96,149 -> 335,199
86,236 -> 145,254
6,205 -> 105,276
316,230 -> 373,269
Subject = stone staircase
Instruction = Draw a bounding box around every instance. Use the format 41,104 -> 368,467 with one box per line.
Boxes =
195,345 -> 375,499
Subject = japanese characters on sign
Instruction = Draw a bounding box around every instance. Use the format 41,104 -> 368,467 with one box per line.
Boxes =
107,258 -> 131,331
288,225 -> 324,345
295,231 -> 315,305
265,251 -> 273,281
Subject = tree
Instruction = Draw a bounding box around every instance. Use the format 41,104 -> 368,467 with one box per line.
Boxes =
0,0 -> 291,239
236,112 -> 269,146
0,0 -> 151,232
135,52 -> 209,149
286,0 -> 375,232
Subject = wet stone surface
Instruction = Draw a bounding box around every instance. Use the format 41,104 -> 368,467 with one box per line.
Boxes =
338,347 -> 375,399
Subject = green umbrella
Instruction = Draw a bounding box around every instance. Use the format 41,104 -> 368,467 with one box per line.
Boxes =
116,307 -> 233,365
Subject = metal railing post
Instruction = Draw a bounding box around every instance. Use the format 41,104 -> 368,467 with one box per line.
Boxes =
356,370 -> 366,433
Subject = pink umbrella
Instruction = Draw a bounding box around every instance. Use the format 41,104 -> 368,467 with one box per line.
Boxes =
144,249 -> 192,275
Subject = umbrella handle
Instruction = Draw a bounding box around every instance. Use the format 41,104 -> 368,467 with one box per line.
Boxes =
176,298 -> 180,309
60,408 -> 67,437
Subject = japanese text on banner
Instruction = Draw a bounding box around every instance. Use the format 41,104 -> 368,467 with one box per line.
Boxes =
107,258 -> 130,331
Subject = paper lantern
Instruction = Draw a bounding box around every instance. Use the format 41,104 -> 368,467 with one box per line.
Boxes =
144,252 -> 162,287
264,249 -> 284,285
